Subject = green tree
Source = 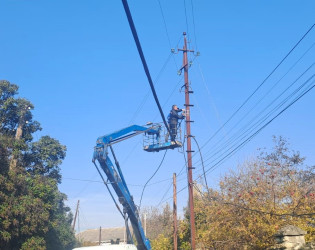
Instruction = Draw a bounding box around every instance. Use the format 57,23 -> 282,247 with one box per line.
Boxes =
23,136 -> 66,183
0,80 -> 77,249
141,204 -> 173,249
0,80 -> 41,142
188,136 -> 315,249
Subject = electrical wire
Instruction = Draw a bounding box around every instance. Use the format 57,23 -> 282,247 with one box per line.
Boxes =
173,33 -> 315,182
171,76 -> 315,197
183,0 -> 190,46
128,52 -> 173,125
121,0 -> 172,137
155,128 -> 188,207
157,0 -> 179,69
151,75 -> 184,122
147,177 -> 172,186
176,47 -> 315,178
190,0 -> 198,51
93,162 -> 125,218
158,184 -> 188,205
156,180 -> 173,207
198,46 -> 315,163
202,71 -> 315,167
199,80 -> 315,178
192,136 -> 208,191
63,177 -> 144,187
198,23 -> 315,152
139,150 -> 168,209
199,67 -> 315,168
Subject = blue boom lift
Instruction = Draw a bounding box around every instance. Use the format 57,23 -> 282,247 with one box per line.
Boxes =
92,123 -> 182,250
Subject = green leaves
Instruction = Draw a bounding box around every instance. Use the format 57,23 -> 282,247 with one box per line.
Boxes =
24,136 -> 67,183
0,80 -> 76,249
174,137 -> 315,249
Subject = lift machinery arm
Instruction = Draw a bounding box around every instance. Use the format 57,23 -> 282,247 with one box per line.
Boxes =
92,125 -> 159,250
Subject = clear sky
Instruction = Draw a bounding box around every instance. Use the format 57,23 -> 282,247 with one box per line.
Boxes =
1,0 -> 315,232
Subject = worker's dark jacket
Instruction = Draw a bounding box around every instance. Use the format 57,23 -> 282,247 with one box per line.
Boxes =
168,109 -> 184,125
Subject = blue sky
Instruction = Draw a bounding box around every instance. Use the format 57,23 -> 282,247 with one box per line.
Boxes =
1,0 -> 315,232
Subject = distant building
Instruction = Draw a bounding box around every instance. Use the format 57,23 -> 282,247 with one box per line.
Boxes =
76,227 -> 126,244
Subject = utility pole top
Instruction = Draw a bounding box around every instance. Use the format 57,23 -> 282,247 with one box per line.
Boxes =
183,31 -> 186,35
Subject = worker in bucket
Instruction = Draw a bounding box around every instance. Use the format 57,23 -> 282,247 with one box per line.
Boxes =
167,104 -> 185,141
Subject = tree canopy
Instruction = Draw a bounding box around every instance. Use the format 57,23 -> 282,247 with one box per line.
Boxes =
149,136 -> 314,249
0,80 -> 76,249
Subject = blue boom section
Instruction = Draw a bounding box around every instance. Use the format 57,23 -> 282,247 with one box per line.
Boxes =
93,125 -> 158,250
96,125 -> 159,146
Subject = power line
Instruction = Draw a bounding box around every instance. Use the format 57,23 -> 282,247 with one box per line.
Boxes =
147,177 -> 172,186
157,0 -> 172,49
157,0 -> 179,69
156,180 -> 173,207
199,65 -> 315,168
93,162 -> 125,218
158,184 -> 187,205
139,150 -> 168,209
197,41 -> 315,155
192,136 -> 208,191
196,60 -> 228,137
172,76 -> 315,194
128,52 -> 173,125
63,177 -> 143,187
121,0 -> 172,137
190,0 -> 198,51
202,70 -> 315,166
174,33 -> 315,178
175,62 -> 315,182
198,23 -> 315,152
199,80 -> 315,178
183,0 -> 190,41
156,130 -> 188,207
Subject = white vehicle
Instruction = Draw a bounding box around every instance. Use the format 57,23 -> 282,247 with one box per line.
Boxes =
73,243 -> 137,250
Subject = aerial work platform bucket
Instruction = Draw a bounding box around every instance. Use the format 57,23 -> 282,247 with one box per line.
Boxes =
143,140 -> 182,152
143,123 -> 182,152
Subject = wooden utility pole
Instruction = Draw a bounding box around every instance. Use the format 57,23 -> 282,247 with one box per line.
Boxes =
178,32 -> 196,249
99,226 -> 102,245
72,200 -> 80,230
173,173 -> 178,250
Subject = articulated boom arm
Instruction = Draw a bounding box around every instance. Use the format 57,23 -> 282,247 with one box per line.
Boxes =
93,125 -> 158,250
96,124 -> 159,146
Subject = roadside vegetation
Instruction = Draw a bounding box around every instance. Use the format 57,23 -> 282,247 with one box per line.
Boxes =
0,80 -> 77,249
145,137 -> 315,249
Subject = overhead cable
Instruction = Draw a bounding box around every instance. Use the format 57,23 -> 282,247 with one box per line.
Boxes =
192,136 -> 208,191
93,162 -> 125,218
129,53 -> 173,125
121,0 -> 172,137
200,80 -> 315,178
173,77 -> 315,191
199,23 -> 315,151
190,0 -> 198,50
156,181 -> 173,207
199,65 -> 315,167
157,0 -> 179,69
183,0 -> 190,42
173,26 -> 315,178
139,150 -> 168,209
